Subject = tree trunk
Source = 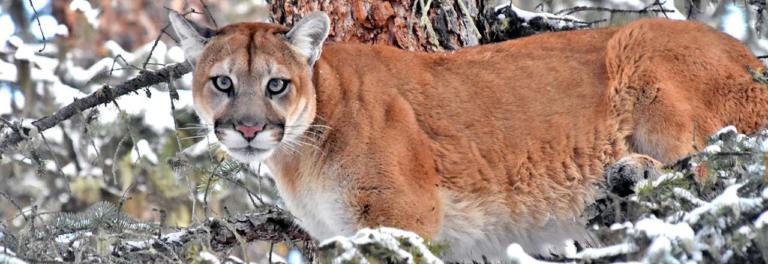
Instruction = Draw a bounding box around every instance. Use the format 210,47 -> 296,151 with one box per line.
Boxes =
270,0 -> 595,51
270,0 -> 484,51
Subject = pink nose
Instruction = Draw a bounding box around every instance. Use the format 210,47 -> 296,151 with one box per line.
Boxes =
235,124 -> 264,139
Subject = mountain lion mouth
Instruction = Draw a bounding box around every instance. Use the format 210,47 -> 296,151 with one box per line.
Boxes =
225,145 -> 275,162
231,146 -> 271,153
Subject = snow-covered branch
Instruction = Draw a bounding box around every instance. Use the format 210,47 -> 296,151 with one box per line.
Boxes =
0,62 -> 192,156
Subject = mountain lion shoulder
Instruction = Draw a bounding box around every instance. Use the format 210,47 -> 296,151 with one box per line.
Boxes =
169,11 -> 768,261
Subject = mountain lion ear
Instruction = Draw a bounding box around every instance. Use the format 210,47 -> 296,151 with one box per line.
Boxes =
168,11 -> 215,64
286,12 -> 330,67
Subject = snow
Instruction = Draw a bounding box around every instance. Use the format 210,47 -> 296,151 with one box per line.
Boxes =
760,138 -> 768,152
14,42 -> 36,61
31,15 -> 67,39
0,86 -> 24,115
69,0 -> 100,28
269,253 -> 288,264
673,188 -> 707,206
319,227 -> 442,264
56,232 -> 91,244
573,242 -> 638,259
162,230 -> 186,243
754,211 -> 768,228
167,46 -> 186,63
495,2 -> 584,29
587,0 -> 644,9
197,251 -> 220,264
506,244 -> 556,264
713,125 -> 738,137
658,0 -> 686,20
703,144 -> 721,154
644,236 -> 674,263
95,87 -> 193,133
749,167 -> 766,179
124,240 -> 148,249
19,119 -> 39,139
684,184 -> 763,224
562,239 -> 577,259
636,171 -> 683,190
722,3 -> 748,40
123,230 -> 185,251
0,253 -> 27,264
633,218 -> 695,246
0,15 -> 15,44
131,139 -> 159,164
0,60 -> 18,83
0,247 -> 14,256
183,137 -> 215,157
287,247 -> 303,264
610,221 -> 633,231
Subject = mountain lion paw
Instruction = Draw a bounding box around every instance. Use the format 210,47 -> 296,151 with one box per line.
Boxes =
605,154 -> 664,197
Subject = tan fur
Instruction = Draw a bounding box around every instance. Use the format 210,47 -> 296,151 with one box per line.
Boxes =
185,18 -> 768,260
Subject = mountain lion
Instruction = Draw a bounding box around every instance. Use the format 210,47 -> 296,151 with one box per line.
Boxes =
169,11 -> 768,260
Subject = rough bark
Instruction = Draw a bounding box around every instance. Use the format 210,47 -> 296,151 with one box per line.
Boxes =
271,0 -> 483,51
270,0 -> 605,51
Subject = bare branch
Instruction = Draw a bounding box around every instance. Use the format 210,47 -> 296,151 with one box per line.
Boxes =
554,2 -> 674,16
28,0 -> 46,52
0,63 -> 193,155
199,0 -> 219,28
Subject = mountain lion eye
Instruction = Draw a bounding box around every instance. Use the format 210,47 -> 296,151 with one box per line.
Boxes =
266,78 -> 290,98
212,76 -> 233,93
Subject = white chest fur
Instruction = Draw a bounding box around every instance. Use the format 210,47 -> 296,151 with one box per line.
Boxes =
265,162 -> 356,240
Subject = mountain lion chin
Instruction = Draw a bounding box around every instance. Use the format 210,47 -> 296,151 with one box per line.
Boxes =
224,146 -> 274,163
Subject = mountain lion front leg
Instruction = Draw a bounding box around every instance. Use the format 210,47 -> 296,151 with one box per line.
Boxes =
343,148 -> 444,238
335,97 -> 445,239
348,180 -> 443,237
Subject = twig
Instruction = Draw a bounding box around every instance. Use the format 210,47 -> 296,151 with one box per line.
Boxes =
199,0 -> 218,28
0,63 -> 193,154
111,134 -> 128,184
203,158 -> 226,218
0,192 -> 27,221
38,129 -> 70,193
654,0 -> 669,19
554,2 -> 673,15
27,0 -> 46,52
118,182 -> 137,210
142,24 -> 173,70
269,242 -> 274,264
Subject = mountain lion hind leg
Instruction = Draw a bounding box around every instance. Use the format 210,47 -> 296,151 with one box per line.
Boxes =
608,19 -> 768,168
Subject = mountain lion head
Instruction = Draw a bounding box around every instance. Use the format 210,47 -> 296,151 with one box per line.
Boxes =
169,12 -> 330,162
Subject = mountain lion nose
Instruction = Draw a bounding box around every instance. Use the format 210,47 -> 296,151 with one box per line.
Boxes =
235,123 -> 266,141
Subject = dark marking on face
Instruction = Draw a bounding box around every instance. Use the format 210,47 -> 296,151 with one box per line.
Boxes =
247,31 -> 256,74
